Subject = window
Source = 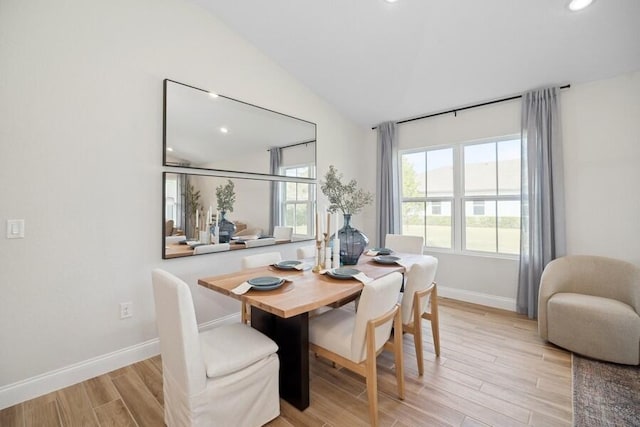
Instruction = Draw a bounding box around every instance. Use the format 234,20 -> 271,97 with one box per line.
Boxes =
281,165 -> 315,237
399,136 -> 521,256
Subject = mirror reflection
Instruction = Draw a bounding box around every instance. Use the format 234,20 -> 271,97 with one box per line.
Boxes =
163,172 -> 316,259
164,79 -> 316,177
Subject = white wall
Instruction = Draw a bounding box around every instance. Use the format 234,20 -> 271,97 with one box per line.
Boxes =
562,71 -> 640,265
362,70 -> 640,308
0,0 -> 367,407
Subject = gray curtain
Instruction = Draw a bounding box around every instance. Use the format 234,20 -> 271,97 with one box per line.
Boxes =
376,121 -> 400,247
269,147 -> 282,235
517,87 -> 566,319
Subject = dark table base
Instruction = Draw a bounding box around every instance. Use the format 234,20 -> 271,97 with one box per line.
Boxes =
250,307 -> 310,410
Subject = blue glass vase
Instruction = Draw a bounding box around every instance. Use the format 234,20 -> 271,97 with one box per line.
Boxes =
217,211 -> 236,243
337,214 -> 369,265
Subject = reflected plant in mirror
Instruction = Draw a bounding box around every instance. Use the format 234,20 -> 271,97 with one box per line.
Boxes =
163,172 -> 316,259
215,180 -> 236,243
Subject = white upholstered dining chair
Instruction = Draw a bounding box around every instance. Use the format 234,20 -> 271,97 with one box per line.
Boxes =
165,235 -> 187,244
192,243 -> 230,254
398,256 -> 440,375
296,245 -> 316,259
385,234 -> 424,255
240,252 -> 283,323
244,237 -> 276,248
273,226 -> 293,241
151,269 -> 280,427
309,272 -> 405,427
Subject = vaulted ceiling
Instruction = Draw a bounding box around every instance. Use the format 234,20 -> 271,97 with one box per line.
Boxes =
194,0 -> 640,127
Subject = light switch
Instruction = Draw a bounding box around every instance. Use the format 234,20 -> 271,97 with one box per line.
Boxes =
6,219 -> 25,239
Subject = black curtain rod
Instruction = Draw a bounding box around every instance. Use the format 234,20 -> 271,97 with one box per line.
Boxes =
266,139 -> 316,151
371,84 -> 571,130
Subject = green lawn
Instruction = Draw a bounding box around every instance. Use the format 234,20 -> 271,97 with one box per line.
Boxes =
402,225 -> 520,254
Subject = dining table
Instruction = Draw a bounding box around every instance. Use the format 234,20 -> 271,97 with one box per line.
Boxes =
197,252 -> 425,411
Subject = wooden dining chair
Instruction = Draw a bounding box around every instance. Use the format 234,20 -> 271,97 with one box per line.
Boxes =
151,269 -> 280,426
309,272 -> 405,427
385,233 -> 425,255
240,252 -> 282,323
398,256 -> 440,375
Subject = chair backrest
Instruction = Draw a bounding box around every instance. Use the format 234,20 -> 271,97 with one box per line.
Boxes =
296,245 -> 316,260
385,234 -> 424,255
165,220 -> 174,236
400,257 -> 439,325
241,251 -> 282,269
273,226 -> 293,240
151,269 -> 206,396
351,272 -> 403,362
166,235 -> 186,244
244,238 -> 277,248
193,243 -> 230,254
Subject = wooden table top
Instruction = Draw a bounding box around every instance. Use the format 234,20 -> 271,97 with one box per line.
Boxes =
197,253 -> 426,318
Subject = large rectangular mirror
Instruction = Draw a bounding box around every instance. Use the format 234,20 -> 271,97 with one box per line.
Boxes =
163,79 -> 316,178
163,172 -> 316,259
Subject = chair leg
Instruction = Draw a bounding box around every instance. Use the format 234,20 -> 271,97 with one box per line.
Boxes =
365,355 -> 379,427
241,302 -> 249,324
413,311 -> 424,376
430,285 -> 440,357
393,312 -> 405,399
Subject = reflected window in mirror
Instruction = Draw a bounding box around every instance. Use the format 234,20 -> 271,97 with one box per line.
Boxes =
280,165 -> 315,239
163,172 -> 316,259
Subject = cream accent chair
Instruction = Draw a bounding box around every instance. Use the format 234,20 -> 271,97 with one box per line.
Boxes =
273,226 -> 293,241
193,243 -> 230,255
240,252 -> 282,324
296,245 -> 316,259
385,234 -> 424,254
309,272 -> 405,427
151,269 -> 280,427
399,256 -> 440,375
538,255 -> 640,365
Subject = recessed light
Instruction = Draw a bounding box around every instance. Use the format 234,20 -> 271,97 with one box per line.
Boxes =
385,0 -> 399,3
568,0 -> 594,11
166,147 -> 174,152
220,127 -> 229,134
209,92 -> 219,98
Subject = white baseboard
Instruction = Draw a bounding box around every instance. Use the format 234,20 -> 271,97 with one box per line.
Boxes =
438,286 -> 516,312
0,313 -> 240,410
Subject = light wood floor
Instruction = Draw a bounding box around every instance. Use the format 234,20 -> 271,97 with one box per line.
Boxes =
0,299 -> 572,426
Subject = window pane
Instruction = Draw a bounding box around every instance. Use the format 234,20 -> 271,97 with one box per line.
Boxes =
285,182 -> 297,201
498,139 -> 521,196
401,201 -> 425,240
285,168 -> 296,177
464,143 -> 496,196
297,166 -> 309,178
427,148 -> 453,197
401,152 -> 425,198
298,183 -> 310,201
295,204 -> 309,235
426,201 -> 452,248
498,200 -> 520,254
285,204 -> 295,227
465,200 -> 496,252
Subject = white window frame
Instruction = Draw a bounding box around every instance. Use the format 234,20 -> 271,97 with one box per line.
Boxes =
280,163 -> 315,238
398,134 -> 521,258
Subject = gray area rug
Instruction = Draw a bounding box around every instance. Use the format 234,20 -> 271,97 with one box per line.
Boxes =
573,354 -> 640,426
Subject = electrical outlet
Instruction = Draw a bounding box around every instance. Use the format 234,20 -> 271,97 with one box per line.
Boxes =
120,302 -> 133,319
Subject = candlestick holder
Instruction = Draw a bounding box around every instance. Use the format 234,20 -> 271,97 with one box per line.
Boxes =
312,239 -> 324,273
323,232 -> 331,270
